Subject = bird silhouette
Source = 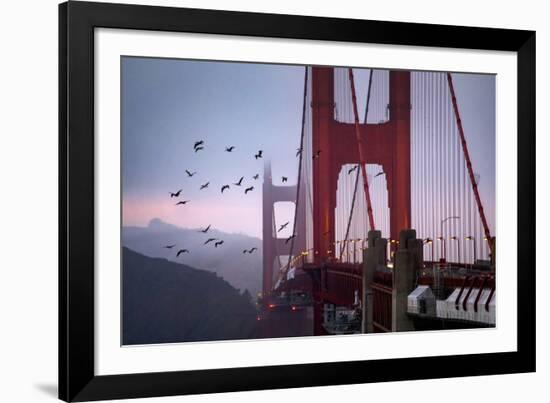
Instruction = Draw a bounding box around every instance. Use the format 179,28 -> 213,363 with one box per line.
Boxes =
234,176 -> 244,186
221,184 -> 230,193
185,170 -> 196,177
253,174 -> 259,180
194,140 -> 204,149
204,238 -> 217,245
278,222 -> 290,232
176,249 -> 189,257
375,171 -> 384,177
194,146 -> 204,153
285,234 -> 297,244
248,247 -> 258,254
175,200 -> 190,205
254,150 -> 263,159
281,176 -> 288,183
225,146 -> 235,152
313,150 -> 322,159
199,224 -> 211,233
200,182 -> 209,190
296,148 -> 303,157
164,244 -> 176,249
214,240 -> 224,248
242,249 -> 250,254
348,166 -> 358,175
169,189 -> 182,198
244,186 -> 254,194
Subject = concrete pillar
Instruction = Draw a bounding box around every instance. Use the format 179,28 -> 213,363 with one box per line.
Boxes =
362,230 -> 387,333
392,229 -> 423,332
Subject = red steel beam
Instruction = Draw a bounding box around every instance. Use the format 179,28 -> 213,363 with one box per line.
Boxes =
455,276 -> 470,310
473,276 -> 488,313
462,276 -> 478,311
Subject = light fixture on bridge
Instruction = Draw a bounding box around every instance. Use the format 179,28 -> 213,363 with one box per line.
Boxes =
423,238 -> 435,263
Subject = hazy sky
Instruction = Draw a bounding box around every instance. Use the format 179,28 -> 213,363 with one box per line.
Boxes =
121,57 -> 495,239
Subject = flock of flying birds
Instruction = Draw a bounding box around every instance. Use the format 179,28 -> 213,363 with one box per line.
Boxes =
164,140 -> 325,259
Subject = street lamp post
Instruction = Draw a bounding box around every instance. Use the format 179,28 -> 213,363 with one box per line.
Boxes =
356,238 -> 362,264
450,236 -> 460,263
440,216 -> 460,262
437,236 -> 446,262
424,238 -> 434,263
465,236 -> 476,266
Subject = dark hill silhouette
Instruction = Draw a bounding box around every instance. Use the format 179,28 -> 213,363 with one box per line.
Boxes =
122,219 -> 262,296
122,247 -> 258,345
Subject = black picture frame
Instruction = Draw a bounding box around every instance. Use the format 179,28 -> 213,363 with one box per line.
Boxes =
59,1 -> 536,401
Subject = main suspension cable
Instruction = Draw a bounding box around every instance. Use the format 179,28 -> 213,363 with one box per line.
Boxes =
284,66 -> 309,278
340,69 -> 374,260
446,73 -> 494,259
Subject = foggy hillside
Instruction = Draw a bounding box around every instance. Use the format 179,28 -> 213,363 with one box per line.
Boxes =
122,218 -> 262,296
122,247 -> 258,345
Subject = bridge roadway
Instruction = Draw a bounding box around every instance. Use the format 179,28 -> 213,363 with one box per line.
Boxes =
270,260 -> 495,335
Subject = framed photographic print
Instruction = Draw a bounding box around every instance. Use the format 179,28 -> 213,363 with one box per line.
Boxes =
59,1 -> 536,401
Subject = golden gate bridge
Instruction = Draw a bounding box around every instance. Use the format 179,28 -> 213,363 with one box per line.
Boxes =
258,66 -> 496,336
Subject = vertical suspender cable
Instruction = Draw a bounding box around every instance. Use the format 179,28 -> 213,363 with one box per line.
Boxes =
433,73 -> 443,258
443,74 -> 448,249
430,74 -> 436,252
421,73 -> 428,238
272,210 -> 282,270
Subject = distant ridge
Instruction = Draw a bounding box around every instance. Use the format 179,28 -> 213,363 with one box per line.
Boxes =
122,247 -> 258,345
123,218 -> 262,296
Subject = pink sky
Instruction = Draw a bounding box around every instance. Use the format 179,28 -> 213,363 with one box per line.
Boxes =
123,196 -> 268,237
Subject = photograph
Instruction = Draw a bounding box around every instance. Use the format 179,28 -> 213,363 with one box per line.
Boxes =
0,0 -> 542,402
120,57 -> 496,345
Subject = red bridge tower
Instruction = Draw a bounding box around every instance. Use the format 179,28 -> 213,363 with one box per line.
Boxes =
262,160 -> 307,294
311,67 -> 411,264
